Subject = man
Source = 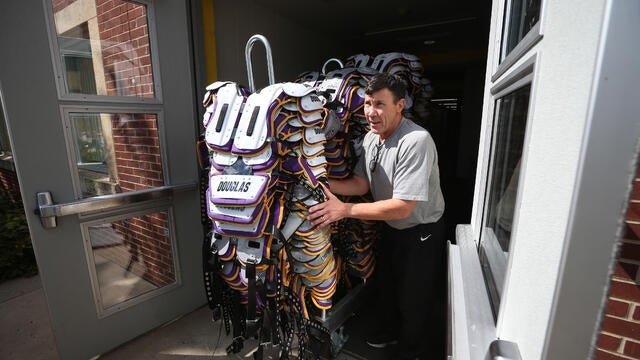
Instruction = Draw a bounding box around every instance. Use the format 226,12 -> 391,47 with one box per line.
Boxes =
309,73 -> 446,359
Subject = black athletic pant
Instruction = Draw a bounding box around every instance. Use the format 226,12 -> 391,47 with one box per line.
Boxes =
373,217 -> 446,359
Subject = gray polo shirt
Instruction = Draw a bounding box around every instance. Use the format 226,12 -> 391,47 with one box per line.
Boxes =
354,118 -> 445,229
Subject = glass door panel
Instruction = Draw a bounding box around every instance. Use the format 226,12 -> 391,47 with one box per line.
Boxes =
51,0 -> 157,98
68,111 -> 164,197
83,209 -> 177,315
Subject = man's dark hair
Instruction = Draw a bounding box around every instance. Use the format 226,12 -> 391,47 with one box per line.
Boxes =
364,73 -> 407,103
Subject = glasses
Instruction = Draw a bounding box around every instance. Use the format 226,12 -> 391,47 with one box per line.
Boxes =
369,143 -> 383,173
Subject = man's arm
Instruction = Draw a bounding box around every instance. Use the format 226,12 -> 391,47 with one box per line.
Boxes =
309,188 -> 416,227
328,175 -> 369,196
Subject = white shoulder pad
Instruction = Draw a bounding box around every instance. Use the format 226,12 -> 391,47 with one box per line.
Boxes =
237,237 -> 266,264
402,53 -> 421,61
299,110 -> 324,126
242,145 -> 275,167
303,126 -> 327,146
371,52 -> 404,72
306,155 -> 327,169
202,90 -> 213,107
210,151 -> 238,170
282,100 -> 299,111
302,142 -> 325,157
233,84 -> 282,153
205,84 -> 245,151
282,82 -> 318,97
316,77 -> 343,103
205,80 -> 234,91
296,71 -> 321,86
298,93 -> 325,114
324,67 -> 357,80
347,54 -> 371,68
408,60 -> 423,72
203,103 -> 214,127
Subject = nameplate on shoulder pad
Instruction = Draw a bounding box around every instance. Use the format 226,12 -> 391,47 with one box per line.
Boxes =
209,174 -> 268,204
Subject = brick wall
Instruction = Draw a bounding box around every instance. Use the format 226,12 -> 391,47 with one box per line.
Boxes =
596,166 -> 640,359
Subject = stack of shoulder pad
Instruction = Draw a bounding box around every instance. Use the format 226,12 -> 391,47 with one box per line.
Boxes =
344,52 -> 433,120
201,51 -> 432,357
202,80 -> 346,321
293,66 -> 381,282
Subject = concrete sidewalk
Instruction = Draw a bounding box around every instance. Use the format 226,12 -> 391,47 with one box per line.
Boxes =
0,275 -> 381,359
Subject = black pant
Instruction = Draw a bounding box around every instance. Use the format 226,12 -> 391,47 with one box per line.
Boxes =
373,217 -> 446,359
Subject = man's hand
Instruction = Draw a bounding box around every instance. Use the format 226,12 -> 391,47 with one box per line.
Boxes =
308,188 -> 350,228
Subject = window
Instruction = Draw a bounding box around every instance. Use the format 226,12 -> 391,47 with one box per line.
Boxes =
501,0 -> 542,60
67,111 -> 164,198
51,0 -> 157,99
492,0 -> 542,81
480,82 -> 531,315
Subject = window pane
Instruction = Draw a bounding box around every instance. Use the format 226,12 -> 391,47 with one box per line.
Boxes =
50,0 -> 156,98
70,112 -> 164,197
502,0 -> 541,59
481,84 -> 531,313
86,211 -> 175,311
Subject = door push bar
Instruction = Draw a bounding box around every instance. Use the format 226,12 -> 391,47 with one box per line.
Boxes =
245,34 -> 275,92
35,183 -> 196,229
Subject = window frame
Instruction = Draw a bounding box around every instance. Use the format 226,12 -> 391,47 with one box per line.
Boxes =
44,0 -> 164,104
491,0 -> 544,81
478,56 -> 537,316
60,104 -> 168,201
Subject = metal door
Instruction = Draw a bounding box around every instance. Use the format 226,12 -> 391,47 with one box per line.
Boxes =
0,1 -> 204,358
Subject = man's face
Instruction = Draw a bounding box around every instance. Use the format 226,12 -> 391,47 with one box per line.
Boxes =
364,88 -> 405,140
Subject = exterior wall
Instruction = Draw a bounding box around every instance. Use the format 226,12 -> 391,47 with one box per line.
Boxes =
596,167 -> 640,360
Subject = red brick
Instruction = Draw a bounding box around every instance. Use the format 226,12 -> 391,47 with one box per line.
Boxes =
595,349 -> 630,360
625,223 -> 640,240
602,316 -> 640,340
631,180 -> 640,201
598,333 -> 622,352
609,280 -> 640,302
614,261 -> 639,282
624,339 -> 640,357
606,299 -> 631,318
632,306 -> 640,321
628,202 -> 640,222
620,242 -> 640,261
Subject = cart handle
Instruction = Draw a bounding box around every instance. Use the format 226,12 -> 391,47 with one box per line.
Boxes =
322,58 -> 344,75
245,34 -> 275,92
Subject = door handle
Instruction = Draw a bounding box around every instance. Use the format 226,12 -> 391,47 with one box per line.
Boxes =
35,183 -> 196,229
